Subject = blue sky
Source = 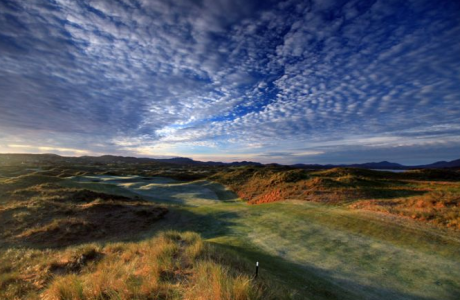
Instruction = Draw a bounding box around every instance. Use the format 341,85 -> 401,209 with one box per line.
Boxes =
0,0 -> 459,165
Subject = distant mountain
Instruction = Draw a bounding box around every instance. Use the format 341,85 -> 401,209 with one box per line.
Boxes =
226,161 -> 264,167
291,161 -> 405,170
154,157 -> 262,166
347,161 -> 405,169
0,153 -> 262,167
416,159 -> 460,169
154,157 -> 198,165
0,153 -> 458,169
292,159 -> 460,170
291,163 -> 334,170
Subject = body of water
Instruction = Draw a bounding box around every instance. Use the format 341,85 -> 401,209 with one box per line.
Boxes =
371,169 -> 407,173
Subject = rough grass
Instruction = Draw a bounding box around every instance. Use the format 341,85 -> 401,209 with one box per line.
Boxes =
2,165 -> 460,299
210,166 -> 460,230
210,167 -> 417,205
0,231 -> 286,300
0,181 -> 167,248
94,174 -> 460,299
0,174 -> 63,202
351,190 -> 460,230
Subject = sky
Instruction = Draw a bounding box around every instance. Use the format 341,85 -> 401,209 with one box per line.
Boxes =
0,0 -> 460,165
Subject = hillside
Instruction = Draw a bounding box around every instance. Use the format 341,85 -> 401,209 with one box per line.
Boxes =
211,166 -> 460,230
0,174 -> 168,248
1,230 -> 285,300
2,153 -> 460,169
1,164 -> 460,299
0,168 -> 286,299
210,166 -> 405,204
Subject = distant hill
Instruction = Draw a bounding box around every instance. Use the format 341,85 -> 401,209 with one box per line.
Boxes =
292,161 -> 405,170
0,153 -> 458,169
0,153 -> 262,167
347,161 -> 405,169
293,159 -> 460,170
416,159 -> 460,169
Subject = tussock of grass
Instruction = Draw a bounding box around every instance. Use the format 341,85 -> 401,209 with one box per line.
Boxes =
185,261 -> 261,300
34,231 -> 284,300
351,191 -> 460,230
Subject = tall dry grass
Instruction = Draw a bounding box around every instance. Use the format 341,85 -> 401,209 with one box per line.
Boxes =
351,191 -> 460,230
38,231 -> 285,300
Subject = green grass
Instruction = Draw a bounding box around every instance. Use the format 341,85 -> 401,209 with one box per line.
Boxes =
70,175 -> 460,300
2,168 -> 460,299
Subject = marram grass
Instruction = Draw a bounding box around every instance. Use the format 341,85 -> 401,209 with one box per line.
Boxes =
1,231 -> 288,300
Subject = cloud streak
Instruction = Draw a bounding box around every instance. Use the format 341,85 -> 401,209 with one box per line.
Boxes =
0,0 -> 459,164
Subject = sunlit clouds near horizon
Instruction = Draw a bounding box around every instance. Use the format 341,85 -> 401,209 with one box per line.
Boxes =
1,0 -> 460,164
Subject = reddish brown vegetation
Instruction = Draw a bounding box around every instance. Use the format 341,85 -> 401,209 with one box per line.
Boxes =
211,167 -> 413,204
350,191 -> 460,230
211,166 -> 460,230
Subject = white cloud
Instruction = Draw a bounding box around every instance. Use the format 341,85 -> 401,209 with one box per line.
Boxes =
0,0 -> 459,163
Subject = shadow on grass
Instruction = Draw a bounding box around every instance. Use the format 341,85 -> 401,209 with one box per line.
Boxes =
136,206 -> 241,240
1,198 -> 241,249
358,188 -> 428,200
211,242 -> 453,300
111,179 -> 240,206
197,180 -> 241,202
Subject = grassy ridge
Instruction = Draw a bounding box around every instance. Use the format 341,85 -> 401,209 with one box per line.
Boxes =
210,167 -> 419,204
89,175 -> 459,299
211,166 -> 460,230
0,170 -> 288,299
2,165 -> 460,299
0,179 -> 167,248
351,190 -> 460,229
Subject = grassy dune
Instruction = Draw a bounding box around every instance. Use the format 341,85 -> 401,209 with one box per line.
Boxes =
211,166 -> 460,230
0,178 -> 167,248
0,171 -> 286,299
78,173 -> 460,300
351,190 -> 460,229
1,166 -> 460,299
1,231 -> 284,300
